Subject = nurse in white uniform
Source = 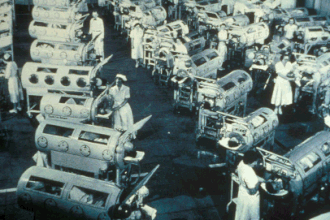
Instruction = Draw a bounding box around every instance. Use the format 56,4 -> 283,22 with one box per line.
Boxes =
109,74 -> 134,135
235,150 -> 265,220
271,54 -> 294,115
3,53 -> 23,114
174,39 -> 188,55
130,24 -> 144,68
283,18 -> 298,41
89,11 -> 105,61
217,24 -> 228,63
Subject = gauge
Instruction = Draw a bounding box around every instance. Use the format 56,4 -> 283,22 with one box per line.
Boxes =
80,145 -> 91,156
19,193 -> 32,209
74,53 -> 81,61
44,104 -> 53,114
102,150 -> 113,161
225,96 -> 230,104
32,49 -> 39,56
44,198 -> 57,209
253,133 -> 259,142
263,125 -> 269,133
47,51 -> 53,58
234,91 -> 240,99
62,106 -> 72,116
37,136 -> 48,148
80,109 -> 89,118
98,213 -> 110,220
70,206 -> 84,216
60,52 -> 67,59
58,141 -> 69,152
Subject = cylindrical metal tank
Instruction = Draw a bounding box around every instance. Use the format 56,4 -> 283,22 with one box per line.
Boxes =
229,22 -> 270,46
141,6 -> 167,27
294,15 -> 330,28
124,6 -> 167,30
30,40 -> 92,66
156,20 -> 189,38
33,0 -> 86,9
197,70 -> 253,110
259,131 -> 330,212
0,12 -> 12,48
280,0 -> 296,9
302,26 -> 330,45
173,49 -> 223,79
39,93 -> 95,121
285,131 -> 330,198
271,7 -> 309,23
17,166 -> 122,219
28,20 -> 83,43
32,5 -> 82,23
35,119 -> 123,164
21,62 -> 97,92
219,108 -> 278,153
221,14 -> 250,27
39,88 -> 110,123
185,0 -> 222,13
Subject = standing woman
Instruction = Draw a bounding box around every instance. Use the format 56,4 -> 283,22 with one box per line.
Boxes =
130,24 -> 144,68
283,18 -> 298,50
271,54 -> 294,115
109,74 -> 134,135
217,24 -> 228,63
3,53 -> 24,114
89,11 -> 105,61
235,150 -> 266,220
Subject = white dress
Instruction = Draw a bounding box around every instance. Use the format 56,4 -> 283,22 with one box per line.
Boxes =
233,2 -> 248,15
130,27 -> 144,60
218,30 -> 228,42
5,61 -> 23,104
283,24 -> 298,40
109,85 -> 134,131
89,17 -> 105,58
235,161 -> 260,220
175,43 -> 188,54
271,61 -> 293,106
217,41 -> 227,63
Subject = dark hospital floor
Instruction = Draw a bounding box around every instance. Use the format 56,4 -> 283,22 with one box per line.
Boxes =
1,5 -> 330,220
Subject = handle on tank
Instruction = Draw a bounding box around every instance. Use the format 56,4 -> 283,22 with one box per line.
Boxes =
122,164 -> 160,205
118,115 -> 153,146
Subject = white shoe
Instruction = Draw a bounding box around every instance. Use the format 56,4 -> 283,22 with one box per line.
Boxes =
279,108 -> 282,115
274,108 -> 278,114
9,109 -> 17,114
135,62 -> 139,68
17,106 -> 22,111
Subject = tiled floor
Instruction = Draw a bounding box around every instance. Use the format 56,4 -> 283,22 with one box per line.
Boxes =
0,5 -> 329,220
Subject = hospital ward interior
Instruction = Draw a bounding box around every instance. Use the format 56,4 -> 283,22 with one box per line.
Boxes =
3,0 -> 330,219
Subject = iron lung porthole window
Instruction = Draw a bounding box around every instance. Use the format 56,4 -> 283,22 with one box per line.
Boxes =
29,74 -> 39,84
45,75 -> 54,85
61,76 -> 71,86
77,78 -> 87,88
